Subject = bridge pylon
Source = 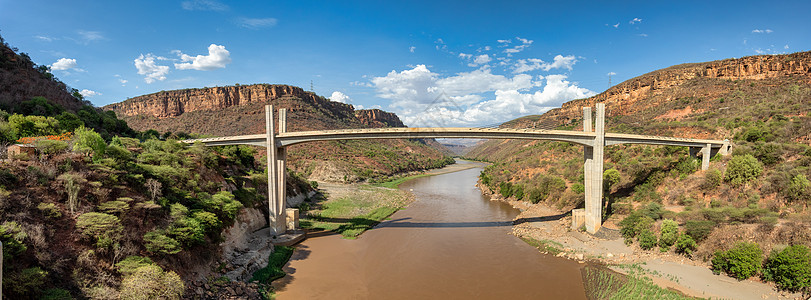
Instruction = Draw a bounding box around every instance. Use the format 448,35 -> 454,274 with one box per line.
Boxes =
266,105 -> 288,236
581,103 -> 605,234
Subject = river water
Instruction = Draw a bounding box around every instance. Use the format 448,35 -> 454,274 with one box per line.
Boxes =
272,161 -> 587,299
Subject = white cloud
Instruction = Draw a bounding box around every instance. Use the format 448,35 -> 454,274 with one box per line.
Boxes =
77,30 -> 104,43
79,89 -> 101,97
473,54 -> 492,65
497,39 -> 512,44
458,53 -> 473,60
784,44 -> 789,49
50,58 -> 77,70
409,46 -> 416,53
516,37 -> 533,45
182,0 -> 227,11
607,72 -> 617,76
330,91 -> 351,103
629,18 -> 642,24
612,23 -> 619,28
238,17 -> 277,29
119,79 -> 128,84
134,54 -> 170,83
752,29 -> 773,34
370,65 -> 594,126
638,33 -> 648,37
174,44 -> 232,71
512,55 -> 577,73
35,35 -> 54,42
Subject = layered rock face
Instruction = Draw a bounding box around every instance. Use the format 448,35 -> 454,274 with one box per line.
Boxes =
355,109 -> 405,128
105,84 -> 351,119
539,51 -> 811,126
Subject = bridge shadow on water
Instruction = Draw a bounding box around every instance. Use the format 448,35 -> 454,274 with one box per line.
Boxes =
373,212 -> 568,228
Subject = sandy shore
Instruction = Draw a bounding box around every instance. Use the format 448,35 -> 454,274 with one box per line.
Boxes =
497,193 -> 804,300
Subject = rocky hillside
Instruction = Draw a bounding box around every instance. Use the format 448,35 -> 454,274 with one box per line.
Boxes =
0,34 -> 86,112
467,51 -> 811,272
104,84 -> 453,183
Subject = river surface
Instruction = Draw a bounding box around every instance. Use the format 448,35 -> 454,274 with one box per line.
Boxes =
272,161 -> 587,299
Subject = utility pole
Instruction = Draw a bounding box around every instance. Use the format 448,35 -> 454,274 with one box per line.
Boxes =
310,80 -> 314,92
1,241 -> 3,300
608,73 -> 612,89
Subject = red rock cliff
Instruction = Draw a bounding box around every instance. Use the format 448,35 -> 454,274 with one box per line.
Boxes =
104,84 -> 350,119
355,109 -> 406,128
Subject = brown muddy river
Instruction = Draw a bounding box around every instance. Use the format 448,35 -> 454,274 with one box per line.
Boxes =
273,161 -> 587,299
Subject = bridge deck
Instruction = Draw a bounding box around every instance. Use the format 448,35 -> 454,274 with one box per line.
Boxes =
180,127 -> 727,149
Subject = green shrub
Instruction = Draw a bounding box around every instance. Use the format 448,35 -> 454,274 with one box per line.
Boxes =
119,265 -> 184,300
675,234 -> 697,256
786,174 -> 810,203
41,288 -> 73,300
37,202 -> 62,218
105,144 -> 132,162
202,191 -> 243,220
193,211 -> 222,230
638,229 -> 657,250
619,212 -> 654,241
76,212 -> 122,248
4,267 -> 47,296
525,188 -> 544,204
603,168 -> 621,191
762,245 -> 811,292
0,221 -> 27,260
169,203 -> 189,220
35,139 -> 69,155
116,256 -> 156,276
711,242 -> 763,280
144,230 -> 181,255
684,220 -> 716,242
97,200 -> 129,214
701,169 -> 723,190
512,184 -> 524,200
658,219 -> 679,250
168,217 -> 206,247
724,154 -> 763,186
499,181 -> 513,198
73,126 -> 106,161
639,202 -> 664,220
571,183 -> 585,194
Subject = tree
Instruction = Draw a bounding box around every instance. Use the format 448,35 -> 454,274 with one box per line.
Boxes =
145,178 -> 162,202
763,245 -> 811,292
724,154 -> 763,186
58,172 -> 86,214
73,126 -> 106,161
711,242 -> 763,280
603,168 -> 621,192
786,174 -> 810,203
119,265 -> 184,299
659,219 -> 679,250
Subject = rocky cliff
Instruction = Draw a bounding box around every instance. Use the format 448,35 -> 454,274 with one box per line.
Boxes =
355,109 -> 405,128
535,51 -> 811,127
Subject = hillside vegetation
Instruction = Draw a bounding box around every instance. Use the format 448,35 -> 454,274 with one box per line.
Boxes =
468,52 -> 811,292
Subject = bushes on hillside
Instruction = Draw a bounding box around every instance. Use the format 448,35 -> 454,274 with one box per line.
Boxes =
0,221 -> 27,260
724,154 -> 763,186
637,229 -> 657,250
119,265 -> 184,300
684,220 -> 716,242
658,219 -> 679,251
762,245 -> 811,292
675,234 -> 697,256
75,212 -> 122,248
711,242 -> 763,280
619,212 -> 654,242
143,230 -> 181,255
700,169 -> 723,190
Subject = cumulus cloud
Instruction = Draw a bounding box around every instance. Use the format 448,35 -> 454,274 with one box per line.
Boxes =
50,58 -> 78,70
503,37 -> 533,54
458,53 -> 473,60
370,65 -> 594,126
80,89 -> 101,97
512,55 -> 576,73
607,72 -> 617,76
629,18 -> 642,24
473,54 -> 492,65
752,29 -> 773,34
174,44 -> 232,71
182,0 -> 227,11
238,17 -> 278,29
134,54 -> 170,83
330,91 -> 351,103
409,46 -> 416,53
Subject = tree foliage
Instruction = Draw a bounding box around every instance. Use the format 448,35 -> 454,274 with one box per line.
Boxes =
711,242 -> 763,280
762,245 -> 811,292
724,154 -> 763,186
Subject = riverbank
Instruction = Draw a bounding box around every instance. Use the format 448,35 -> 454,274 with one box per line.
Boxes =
481,185 -> 804,300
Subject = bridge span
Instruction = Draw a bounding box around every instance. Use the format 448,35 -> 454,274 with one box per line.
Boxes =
182,104 -> 729,235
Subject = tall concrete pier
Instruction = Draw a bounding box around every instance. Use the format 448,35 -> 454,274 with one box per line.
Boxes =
583,103 -> 606,234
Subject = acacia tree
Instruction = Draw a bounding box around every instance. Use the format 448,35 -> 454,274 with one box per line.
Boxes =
72,126 -> 105,161
145,178 -> 162,202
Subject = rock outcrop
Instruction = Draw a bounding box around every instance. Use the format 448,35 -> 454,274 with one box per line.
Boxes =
105,84 -> 351,119
537,51 -> 811,126
355,108 -> 405,128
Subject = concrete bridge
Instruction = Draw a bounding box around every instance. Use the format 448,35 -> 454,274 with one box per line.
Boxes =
182,104 -> 729,235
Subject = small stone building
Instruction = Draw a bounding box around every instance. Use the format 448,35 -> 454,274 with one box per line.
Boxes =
7,144 -> 37,157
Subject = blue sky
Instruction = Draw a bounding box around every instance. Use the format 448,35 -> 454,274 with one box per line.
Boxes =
1,0 -> 809,126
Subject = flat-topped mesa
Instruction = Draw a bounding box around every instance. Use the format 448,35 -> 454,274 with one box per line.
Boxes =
104,84 -> 352,119
542,51 -> 811,126
355,109 -> 406,128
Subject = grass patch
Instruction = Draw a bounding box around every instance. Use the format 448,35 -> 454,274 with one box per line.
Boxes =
251,246 -> 295,284
373,173 -> 430,189
301,186 -> 413,238
520,236 -> 564,255
582,264 -> 699,300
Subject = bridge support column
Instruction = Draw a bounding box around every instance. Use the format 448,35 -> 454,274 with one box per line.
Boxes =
580,107 -> 593,232
701,143 -> 711,171
277,109 -> 288,232
584,103 -> 605,234
266,105 -> 286,236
